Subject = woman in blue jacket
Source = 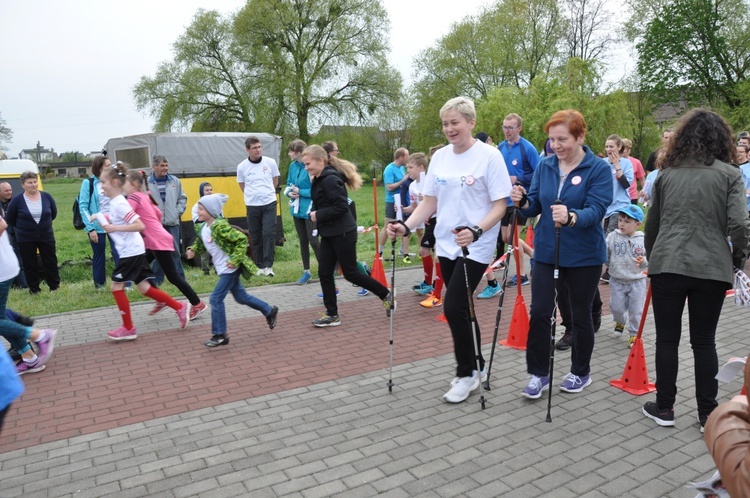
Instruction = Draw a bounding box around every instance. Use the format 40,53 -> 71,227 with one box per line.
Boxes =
285,139 -> 320,285
511,110 -> 613,398
78,155 -> 123,289
5,171 -> 60,294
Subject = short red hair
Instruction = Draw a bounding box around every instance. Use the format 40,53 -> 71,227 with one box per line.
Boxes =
544,110 -> 587,140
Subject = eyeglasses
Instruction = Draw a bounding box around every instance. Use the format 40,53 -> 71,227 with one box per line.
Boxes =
332,149 -> 340,153
502,126 -> 517,131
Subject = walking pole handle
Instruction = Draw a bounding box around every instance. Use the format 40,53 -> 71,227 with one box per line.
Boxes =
454,226 -> 471,257
554,199 -> 563,229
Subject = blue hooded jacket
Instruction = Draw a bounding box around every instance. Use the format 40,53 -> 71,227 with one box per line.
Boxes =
520,145 -> 612,267
285,160 -> 314,219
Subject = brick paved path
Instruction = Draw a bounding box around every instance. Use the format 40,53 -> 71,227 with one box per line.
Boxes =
1,267 -> 745,497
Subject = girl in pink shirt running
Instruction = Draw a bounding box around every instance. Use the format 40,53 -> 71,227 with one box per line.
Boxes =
123,170 -> 207,321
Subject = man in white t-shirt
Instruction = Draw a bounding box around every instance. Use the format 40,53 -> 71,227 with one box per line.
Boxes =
237,136 -> 280,276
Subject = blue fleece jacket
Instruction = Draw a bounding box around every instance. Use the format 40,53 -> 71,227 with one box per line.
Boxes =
520,145 -> 613,267
285,160 -> 314,219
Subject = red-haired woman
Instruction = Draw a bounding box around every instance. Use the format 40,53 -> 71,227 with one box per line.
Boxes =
510,110 -> 613,398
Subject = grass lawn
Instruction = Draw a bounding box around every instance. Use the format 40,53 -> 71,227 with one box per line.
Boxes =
9,178 -> 415,317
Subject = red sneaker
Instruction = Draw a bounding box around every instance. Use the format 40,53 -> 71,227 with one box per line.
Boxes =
189,301 -> 208,320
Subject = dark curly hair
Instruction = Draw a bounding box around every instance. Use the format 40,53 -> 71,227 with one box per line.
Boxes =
661,109 -> 736,169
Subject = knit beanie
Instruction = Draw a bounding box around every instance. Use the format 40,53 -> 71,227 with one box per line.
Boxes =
198,193 -> 228,219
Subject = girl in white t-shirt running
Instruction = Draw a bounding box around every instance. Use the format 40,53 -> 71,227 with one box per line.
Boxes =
96,164 -> 190,341
388,97 -> 512,404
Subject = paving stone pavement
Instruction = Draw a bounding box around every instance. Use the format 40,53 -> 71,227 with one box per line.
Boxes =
1,266 -> 748,497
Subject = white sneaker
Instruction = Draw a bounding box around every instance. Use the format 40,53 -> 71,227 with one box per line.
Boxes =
442,371 -> 480,403
450,364 -> 487,387
265,267 -> 275,277
256,268 -> 265,276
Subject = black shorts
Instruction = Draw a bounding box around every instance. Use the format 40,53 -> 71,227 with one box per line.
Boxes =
501,208 -> 527,227
420,217 -> 437,249
112,254 -> 155,284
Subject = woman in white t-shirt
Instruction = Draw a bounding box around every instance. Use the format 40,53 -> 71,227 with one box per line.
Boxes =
388,97 -> 511,403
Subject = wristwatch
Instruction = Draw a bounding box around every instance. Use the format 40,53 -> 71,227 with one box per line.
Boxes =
471,225 -> 483,241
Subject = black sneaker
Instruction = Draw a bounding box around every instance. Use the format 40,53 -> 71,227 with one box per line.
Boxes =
204,335 -> 229,347
266,306 -> 279,330
642,401 -> 675,427
555,331 -> 572,351
312,315 -> 341,327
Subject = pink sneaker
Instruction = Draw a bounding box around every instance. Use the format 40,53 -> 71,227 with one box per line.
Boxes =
35,329 -> 58,366
107,326 -> 137,341
189,301 -> 207,321
177,303 -> 191,329
17,357 -> 45,375
148,302 -> 168,316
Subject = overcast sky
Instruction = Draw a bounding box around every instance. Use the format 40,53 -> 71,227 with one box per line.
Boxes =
0,0 -> 628,158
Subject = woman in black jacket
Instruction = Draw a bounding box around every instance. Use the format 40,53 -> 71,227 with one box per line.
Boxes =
303,145 -> 391,327
5,171 -> 60,294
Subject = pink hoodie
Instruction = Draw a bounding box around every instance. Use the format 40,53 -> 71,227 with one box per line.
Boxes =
126,192 -> 174,251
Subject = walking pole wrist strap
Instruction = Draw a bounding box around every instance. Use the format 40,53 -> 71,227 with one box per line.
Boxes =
391,219 -> 411,237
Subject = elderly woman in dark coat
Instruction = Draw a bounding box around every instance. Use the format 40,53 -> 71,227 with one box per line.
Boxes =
5,171 -> 60,293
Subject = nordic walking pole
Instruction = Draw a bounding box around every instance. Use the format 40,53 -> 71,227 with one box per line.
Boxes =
455,228 -> 487,409
483,205 -> 518,390
546,200 -> 563,423
387,236 -> 397,392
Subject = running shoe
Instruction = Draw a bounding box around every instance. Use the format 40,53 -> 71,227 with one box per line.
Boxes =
477,283 -> 502,299
148,302 -> 168,316
628,335 -> 636,348
317,288 -> 340,298
614,322 -> 625,335
507,274 -> 529,287
521,375 -> 550,399
205,335 -> 229,347
420,294 -> 443,308
442,371 -> 480,403
189,301 -> 208,320
559,373 -> 592,393
266,306 -> 279,330
383,290 -> 396,317
297,270 -> 312,285
35,329 -> 58,365
177,303 -> 191,329
107,326 -> 137,341
312,315 -> 341,327
17,357 -> 45,375
642,401 -> 675,427
357,288 -> 370,297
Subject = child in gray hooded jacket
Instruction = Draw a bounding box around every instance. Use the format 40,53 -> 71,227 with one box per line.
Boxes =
606,204 -> 648,347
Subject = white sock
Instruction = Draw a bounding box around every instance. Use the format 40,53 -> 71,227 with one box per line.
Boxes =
24,354 -> 39,363
35,330 -> 47,342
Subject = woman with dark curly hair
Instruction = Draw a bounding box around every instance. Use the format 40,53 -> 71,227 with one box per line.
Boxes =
642,108 -> 750,432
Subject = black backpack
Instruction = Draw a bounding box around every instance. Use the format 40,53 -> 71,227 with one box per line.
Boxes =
73,178 -> 95,230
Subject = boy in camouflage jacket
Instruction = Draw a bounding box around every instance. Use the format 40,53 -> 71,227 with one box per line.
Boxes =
187,194 -> 279,348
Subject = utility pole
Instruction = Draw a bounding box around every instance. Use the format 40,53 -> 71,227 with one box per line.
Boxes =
36,141 -> 42,164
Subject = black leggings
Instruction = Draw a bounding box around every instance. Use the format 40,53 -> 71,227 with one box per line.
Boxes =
439,256 -> 487,378
293,217 -> 320,270
147,250 -> 201,306
651,273 -> 726,418
318,230 -> 388,316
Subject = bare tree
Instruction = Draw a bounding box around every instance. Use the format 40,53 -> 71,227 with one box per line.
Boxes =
565,0 -> 613,61
0,112 -> 12,152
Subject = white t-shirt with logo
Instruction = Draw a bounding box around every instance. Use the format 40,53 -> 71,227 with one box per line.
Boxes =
237,156 -> 280,206
422,141 -> 511,263
200,223 -> 231,275
108,194 -> 145,258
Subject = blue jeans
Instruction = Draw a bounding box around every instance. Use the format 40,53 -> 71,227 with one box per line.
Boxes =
0,278 -> 32,354
90,232 -> 121,287
151,224 -> 185,286
210,270 -> 271,335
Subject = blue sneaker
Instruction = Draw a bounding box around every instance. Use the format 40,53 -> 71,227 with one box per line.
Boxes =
416,284 -> 434,296
297,270 -> 312,285
559,373 -> 592,393
507,274 -> 529,287
317,288 -> 340,298
357,288 -> 369,297
477,283 -> 502,299
521,375 -> 550,399
412,281 -> 431,294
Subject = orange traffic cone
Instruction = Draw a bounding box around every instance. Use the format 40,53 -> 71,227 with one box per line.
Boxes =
500,293 -> 529,350
609,338 -> 656,395
436,313 -> 448,323
371,254 -> 389,288
525,223 -> 534,248
610,283 -> 656,395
